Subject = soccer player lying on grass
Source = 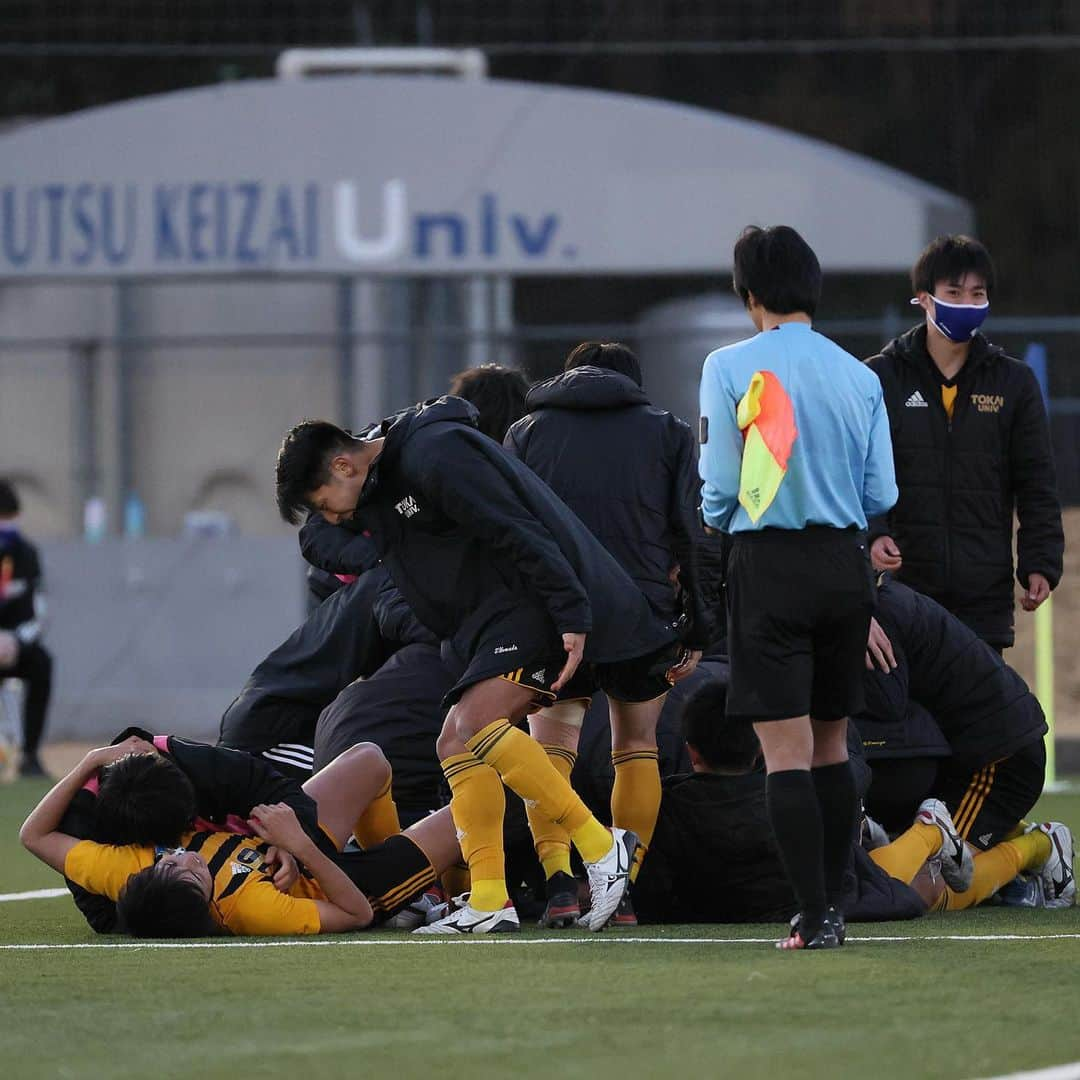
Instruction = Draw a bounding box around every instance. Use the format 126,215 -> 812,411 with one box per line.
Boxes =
21,737 -> 459,936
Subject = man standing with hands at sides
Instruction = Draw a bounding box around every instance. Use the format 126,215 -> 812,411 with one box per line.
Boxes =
866,236 -> 1063,652
699,225 -> 897,950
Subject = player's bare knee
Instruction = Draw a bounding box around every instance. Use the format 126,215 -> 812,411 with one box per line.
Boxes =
344,742 -> 390,784
436,714 -> 468,759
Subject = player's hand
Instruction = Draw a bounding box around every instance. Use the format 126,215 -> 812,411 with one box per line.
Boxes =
865,617 -> 897,672
1020,572 -> 1051,612
666,648 -> 702,685
551,632 -> 586,693
248,802 -> 308,854
0,630 -> 18,669
85,735 -> 156,769
870,536 -> 902,572
262,845 -> 300,893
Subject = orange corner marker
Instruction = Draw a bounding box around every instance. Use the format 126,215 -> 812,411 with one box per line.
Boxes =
736,370 -> 797,523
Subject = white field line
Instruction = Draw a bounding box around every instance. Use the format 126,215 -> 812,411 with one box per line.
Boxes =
976,1064 -> 1080,1080
3,932 -> 1080,951
0,887 -> 69,902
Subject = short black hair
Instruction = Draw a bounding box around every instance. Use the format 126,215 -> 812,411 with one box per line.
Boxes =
563,341 -> 643,388
911,235 -> 996,297
680,680 -> 761,773
448,364 -> 530,442
117,865 -> 221,938
732,225 -> 822,318
94,753 -> 196,846
0,479 -> 19,518
275,420 -> 355,525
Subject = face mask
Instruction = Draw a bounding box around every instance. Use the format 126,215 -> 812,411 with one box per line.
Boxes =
911,296 -> 989,343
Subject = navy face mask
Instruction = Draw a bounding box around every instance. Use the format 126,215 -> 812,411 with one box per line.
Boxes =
911,296 -> 990,342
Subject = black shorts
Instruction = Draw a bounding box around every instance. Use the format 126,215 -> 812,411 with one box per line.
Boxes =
333,834 -> 438,921
442,601 -> 681,707
936,738 -> 1046,850
726,527 -> 874,722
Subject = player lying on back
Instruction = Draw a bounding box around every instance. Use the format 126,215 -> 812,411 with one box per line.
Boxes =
21,737 -> 460,936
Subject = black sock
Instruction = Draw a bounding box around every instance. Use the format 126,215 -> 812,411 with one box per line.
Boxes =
812,759 -> 858,908
766,769 -> 826,929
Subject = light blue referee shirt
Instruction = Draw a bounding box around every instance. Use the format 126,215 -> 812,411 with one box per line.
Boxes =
699,321 -> 897,533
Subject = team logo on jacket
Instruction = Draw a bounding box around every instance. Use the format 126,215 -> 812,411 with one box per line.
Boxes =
394,495 -> 421,518
904,390 -> 928,408
971,393 -> 1004,414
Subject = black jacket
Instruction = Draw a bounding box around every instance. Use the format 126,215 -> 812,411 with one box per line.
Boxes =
0,526 -> 44,644
855,577 -> 1046,770
866,325 -> 1063,646
329,396 -> 675,663
504,366 -> 712,649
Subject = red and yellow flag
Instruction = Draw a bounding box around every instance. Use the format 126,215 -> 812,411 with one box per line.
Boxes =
736,370 -> 797,523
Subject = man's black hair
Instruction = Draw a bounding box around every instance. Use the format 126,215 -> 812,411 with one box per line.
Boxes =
564,341 -> 643,388
680,680 -> 761,773
94,753 -> 197,846
0,479 -> 20,518
732,225 -> 822,318
117,866 -> 221,938
911,234 -> 996,298
275,420 -> 355,525
448,364 -> 530,442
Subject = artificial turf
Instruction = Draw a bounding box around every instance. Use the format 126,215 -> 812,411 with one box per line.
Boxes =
1,778 -> 1078,1079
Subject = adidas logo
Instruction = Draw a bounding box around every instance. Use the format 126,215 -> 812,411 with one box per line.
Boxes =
531,669 -> 546,683
230,862 -> 252,877
746,487 -> 761,507
905,390 -> 929,408
979,832 -> 993,847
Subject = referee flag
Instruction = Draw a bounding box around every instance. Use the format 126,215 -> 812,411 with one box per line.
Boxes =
736,370 -> 797,523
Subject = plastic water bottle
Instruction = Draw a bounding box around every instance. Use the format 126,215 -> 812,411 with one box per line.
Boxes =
124,493 -> 146,539
84,496 -> 107,543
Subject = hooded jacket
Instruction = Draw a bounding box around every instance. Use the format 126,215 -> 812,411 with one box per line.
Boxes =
866,325 -> 1063,646
329,396 -> 676,664
504,366 -> 712,649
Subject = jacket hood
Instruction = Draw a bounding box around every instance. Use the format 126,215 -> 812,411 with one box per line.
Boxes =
880,324 -> 1005,372
525,365 -> 649,412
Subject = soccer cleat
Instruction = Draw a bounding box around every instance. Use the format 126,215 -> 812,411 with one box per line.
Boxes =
994,873 -> 1044,909
384,886 -> 449,930
412,895 -> 520,935
776,912 -> 840,951
583,828 -> 637,931
610,891 -> 638,928
538,871 -> 581,929
862,814 -> 890,851
1031,822 -> 1075,910
917,798 -> 974,892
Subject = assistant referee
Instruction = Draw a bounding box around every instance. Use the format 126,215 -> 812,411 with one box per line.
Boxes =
699,225 -> 898,950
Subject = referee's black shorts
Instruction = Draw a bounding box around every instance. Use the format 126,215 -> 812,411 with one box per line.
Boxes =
726,526 -> 874,722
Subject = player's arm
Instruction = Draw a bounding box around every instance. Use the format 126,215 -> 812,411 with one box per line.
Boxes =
20,736 -> 155,872
698,356 -> 742,532
248,803 -> 373,930
862,386 -> 899,520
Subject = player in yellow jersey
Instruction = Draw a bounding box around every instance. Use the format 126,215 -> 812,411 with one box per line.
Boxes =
21,736 -> 460,936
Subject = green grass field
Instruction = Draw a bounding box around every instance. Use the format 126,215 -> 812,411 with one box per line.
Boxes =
1,778 -> 1079,1080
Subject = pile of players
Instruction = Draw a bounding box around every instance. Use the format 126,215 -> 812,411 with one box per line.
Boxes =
20,228 -> 1074,946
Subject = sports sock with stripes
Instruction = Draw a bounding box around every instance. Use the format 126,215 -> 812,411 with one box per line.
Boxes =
869,822 -> 942,884
352,774 -> 402,849
766,768 -> 827,929
526,743 -> 577,880
611,746 -> 660,883
940,837 -> 1034,911
440,751 -> 509,912
812,759 -> 858,906
467,719 -> 613,865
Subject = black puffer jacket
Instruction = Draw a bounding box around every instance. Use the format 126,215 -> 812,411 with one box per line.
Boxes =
866,325 -> 1063,646
331,396 -> 675,664
504,366 -> 712,649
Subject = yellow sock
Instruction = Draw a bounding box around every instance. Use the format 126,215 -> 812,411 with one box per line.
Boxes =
611,747 -> 660,883
870,822 -> 942,884
527,744 -> 576,880
942,840 -> 1025,911
441,752 -> 508,912
467,720 -> 612,865
1011,829 -> 1052,871
352,775 -> 402,849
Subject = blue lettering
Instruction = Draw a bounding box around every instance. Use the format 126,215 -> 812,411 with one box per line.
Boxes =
101,185 -> 136,265
43,185 -> 65,264
187,183 -> 211,263
510,213 -> 558,257
415,213 -> 466,257
304,183 -> 318,258
70,183 -> 96,266
265,185 -> 300,260
481,193 -> 497,256
215,184 -> 229,260
1,188 -> 37,266
233,182 -> 261,263
155,185 -> 184,261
